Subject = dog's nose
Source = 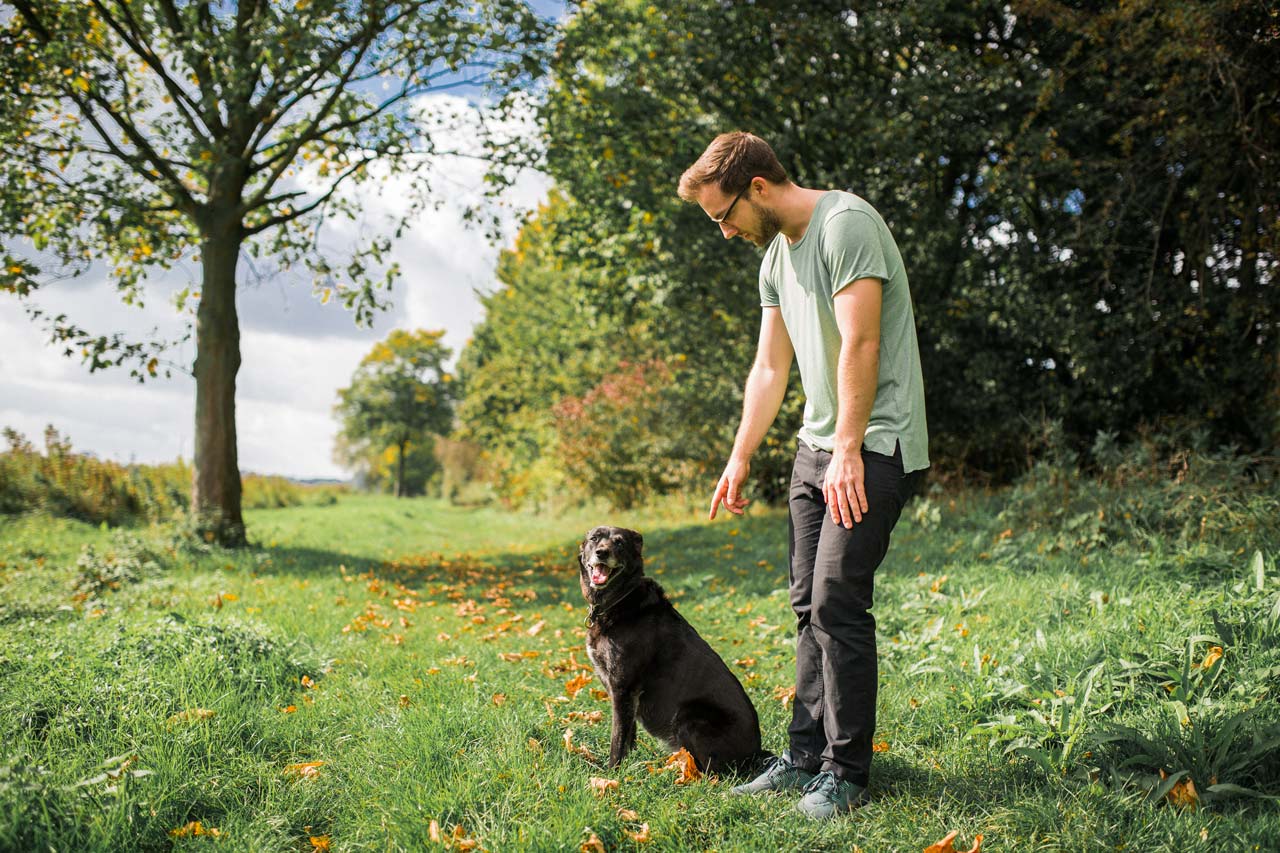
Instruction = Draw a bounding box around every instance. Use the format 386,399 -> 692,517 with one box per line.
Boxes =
595,547 -> 610,560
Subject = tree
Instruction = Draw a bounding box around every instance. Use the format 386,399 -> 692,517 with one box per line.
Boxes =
0,0 -> 550,543
334,329 -> 454,497
530,0 -> 1278,480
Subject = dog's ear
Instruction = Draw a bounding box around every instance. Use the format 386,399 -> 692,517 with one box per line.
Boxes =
628,529 -> 644,562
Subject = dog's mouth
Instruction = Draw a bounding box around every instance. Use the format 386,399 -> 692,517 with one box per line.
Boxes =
586,561 -> 613,588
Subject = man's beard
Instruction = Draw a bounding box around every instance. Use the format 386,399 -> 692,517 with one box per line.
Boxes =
751,201 -> 783,246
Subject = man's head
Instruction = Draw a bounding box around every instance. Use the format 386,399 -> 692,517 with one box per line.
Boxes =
678,131 -> 788,247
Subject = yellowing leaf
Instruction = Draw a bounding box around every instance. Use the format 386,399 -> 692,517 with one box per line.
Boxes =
169,820 -> 221,838
310,836 -> 331,851
588,776 -> 618,797
492,693 -> 507,706
625,823 -> 651,843
1199,646 -> 1223,670
664,748 -> 701,784
616,808 -> 638,821
580,830 -> 606,853
166,708 -> 215,727
924,830 -> 984,853
872,740 -> 890,753
283,761 -> 324,779
565,672 -> 593,698
772,685 -> 796,706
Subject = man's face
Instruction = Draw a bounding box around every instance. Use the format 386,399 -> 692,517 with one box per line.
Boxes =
697,181 -> 781,248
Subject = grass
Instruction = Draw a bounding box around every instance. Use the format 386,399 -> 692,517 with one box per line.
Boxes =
1,485 -> 1278,852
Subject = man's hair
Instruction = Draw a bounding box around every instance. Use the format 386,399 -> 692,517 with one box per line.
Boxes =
677,131 -> 789,202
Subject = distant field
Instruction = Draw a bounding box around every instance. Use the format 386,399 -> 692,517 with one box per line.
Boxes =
1,490 -> 1277,851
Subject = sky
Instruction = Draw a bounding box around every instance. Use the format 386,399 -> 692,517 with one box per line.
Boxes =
0,87 -> 552,481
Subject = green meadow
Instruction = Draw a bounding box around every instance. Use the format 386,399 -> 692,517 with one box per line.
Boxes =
2,482 -> 1278,852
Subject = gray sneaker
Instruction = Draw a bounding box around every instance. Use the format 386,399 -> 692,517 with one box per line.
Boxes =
795,770 -> 871,819
729,752 -> 816,795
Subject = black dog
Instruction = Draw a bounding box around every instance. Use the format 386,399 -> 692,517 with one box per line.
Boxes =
578,525 -> 763,773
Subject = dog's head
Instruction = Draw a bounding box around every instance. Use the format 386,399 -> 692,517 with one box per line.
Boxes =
579,525 -> 644,599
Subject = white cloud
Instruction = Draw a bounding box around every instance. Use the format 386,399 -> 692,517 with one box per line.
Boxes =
1,94 -> 549,480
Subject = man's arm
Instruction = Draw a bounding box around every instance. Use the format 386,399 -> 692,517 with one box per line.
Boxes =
709,307 -> 794,519
825,278 -> 882,527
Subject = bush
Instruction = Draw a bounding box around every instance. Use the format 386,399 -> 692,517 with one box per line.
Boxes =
1,425 -> 346,525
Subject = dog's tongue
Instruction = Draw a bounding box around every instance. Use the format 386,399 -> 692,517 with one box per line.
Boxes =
590,566 -> 609,586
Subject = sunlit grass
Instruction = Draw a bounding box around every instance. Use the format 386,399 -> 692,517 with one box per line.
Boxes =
1,487 -> 1277,851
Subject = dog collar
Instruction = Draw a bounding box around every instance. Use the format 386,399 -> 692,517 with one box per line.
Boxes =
585,581 -> 644,628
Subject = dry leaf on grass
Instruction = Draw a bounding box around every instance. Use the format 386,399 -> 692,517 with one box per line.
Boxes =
664,748 -> 701,784
580,830 -> 606,853
563,728 -> 595,761
616,808 -> 639,821
588,776 -> 619,797
169,821 -> 221,838
924,829 -> 983,853
165,708 -> 215,727
283,761 -> 324,779
309,836 -> 331,851
772,685 -> 796,707
565,672 -> 593,698
1160,769 -> 1199,810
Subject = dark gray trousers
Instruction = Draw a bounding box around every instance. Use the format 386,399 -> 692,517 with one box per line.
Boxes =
786,440 -> 922,786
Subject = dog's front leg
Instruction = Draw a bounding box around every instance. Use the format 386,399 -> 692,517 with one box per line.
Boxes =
608,690 -> 638,768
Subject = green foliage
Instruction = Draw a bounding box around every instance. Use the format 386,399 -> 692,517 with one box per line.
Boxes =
334,329 -> 455,497
467,0 -> 1280,488
0,0 -> 552,370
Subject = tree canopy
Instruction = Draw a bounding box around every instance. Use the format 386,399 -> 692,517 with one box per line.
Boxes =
458,0 -> 1279,506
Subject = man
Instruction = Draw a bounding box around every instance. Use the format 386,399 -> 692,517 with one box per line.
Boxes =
678,131 -> 929,819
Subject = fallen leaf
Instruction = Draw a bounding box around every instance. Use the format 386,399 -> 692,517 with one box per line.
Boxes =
580,830 -> 606,853
873,740 -> 890,753
734,657 -> 756,668
924,830 -> 983,853
169,820 -> 221,838
1199,646 -> 1223,670
589,776 -> 619,797
309,836 -> 331,851
283,761 -> 324,779
664,748 -> 701,784
625,823 -> 651,843
166,708 -> 215,727
399,695 -> 411,708
563,728 -> 594,760
565,672 -> 593,698
492,693 -> 507,706
616,808 -> 639,821
527,737 -> 543,753
301,675 -> 316,689
772,685 -> 796,707
279,705 -> 297,713
528,620 -> 546,636
589,688 -> 609,701
429,819 -> 441,842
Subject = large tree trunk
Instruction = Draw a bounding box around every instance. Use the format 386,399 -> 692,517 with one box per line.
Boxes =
192,215 -> 246,546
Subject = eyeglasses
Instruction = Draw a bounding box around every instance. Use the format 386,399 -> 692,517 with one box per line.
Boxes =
709,183 -> 750,224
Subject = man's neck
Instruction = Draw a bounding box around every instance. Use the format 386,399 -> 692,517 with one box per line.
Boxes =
775,184 -> 829,244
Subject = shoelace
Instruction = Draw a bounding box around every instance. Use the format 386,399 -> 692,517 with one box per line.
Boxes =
761,756 -> 791,779
801,770 -> 839,797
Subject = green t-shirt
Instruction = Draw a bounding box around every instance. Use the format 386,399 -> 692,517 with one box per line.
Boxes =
759,191 -> 929,472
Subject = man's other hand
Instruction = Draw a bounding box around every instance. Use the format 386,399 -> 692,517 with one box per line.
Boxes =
710,458 -> 752,519
824,449 -> 868,527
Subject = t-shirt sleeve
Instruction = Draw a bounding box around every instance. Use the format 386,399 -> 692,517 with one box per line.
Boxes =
759,265 -> 779,307
822,209 -> 889,296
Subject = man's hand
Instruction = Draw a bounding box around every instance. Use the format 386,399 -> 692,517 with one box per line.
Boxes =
709,457 -> 752,519
823,448 -> 867,527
